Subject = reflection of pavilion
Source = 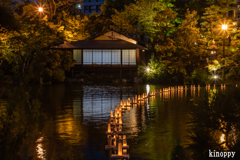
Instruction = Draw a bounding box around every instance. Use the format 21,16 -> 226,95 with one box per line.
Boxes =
72,86 -> 139,128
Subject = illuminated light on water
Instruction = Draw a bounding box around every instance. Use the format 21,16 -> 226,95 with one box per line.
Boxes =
146,84 -> 150,95
36,137 -> 46,159
119,117 -> 122,124
220,134 -> 225,142
107,123 -> 111,133
110,110 -> 113,117
118,143 -> 123,155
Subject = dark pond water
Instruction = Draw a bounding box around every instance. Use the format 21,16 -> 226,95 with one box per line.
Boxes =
0,84 -> 234,160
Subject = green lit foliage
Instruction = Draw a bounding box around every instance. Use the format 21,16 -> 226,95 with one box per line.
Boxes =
162,9 -> 207,79
191,68 -> 208,84
85,12 -> 112,34
16,0 -> 82,21
207,60 -> 221,72
200,0 -> 236,53
138,55 -> 167,83
0,0 -> 86,83
49,11 -> 90,42
112,0 -> 178,47
224,51 -> 240,81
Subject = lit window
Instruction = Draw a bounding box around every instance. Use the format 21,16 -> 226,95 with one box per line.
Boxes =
211,51 -> 216,54
83,49 -> 92,65
122,49 -> 136,65
112,50 -> 121,65
102,50 -> 111,65
129,50 -> 136,65
93,50 -> 101,65
73,50 -> 82,64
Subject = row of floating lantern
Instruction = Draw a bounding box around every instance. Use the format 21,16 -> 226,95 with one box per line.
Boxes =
105,84 -> 232,158
106,103 -> 131,159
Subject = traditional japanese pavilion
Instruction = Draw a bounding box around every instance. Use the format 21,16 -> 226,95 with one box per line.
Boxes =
52,30 -> 147,78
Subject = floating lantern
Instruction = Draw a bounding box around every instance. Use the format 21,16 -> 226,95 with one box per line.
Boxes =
224,84 -> 226,88
108,123 -> 111,133
236,84 -> 238,87
185,85 -> 187,89
123,140 -> 127,146
127,100 -> 130,106
108,136 -> 112,146
119,111 -> 122,117
123,135 -> 126,140
119,117 -> 122,124
131,97 -> 134,103
105,136 -> 114,150
198,85 -> 200,88
118,143 -> 122,156
122,139 -> 129,149
111,110 -> 113,117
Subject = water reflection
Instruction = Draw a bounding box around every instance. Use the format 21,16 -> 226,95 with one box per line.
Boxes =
183,87 -> 240,160
36,137 -> 46,159
2,84 -> 229,160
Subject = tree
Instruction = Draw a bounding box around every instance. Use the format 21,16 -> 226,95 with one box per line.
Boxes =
100,0 -> 135,19
112,0 -> 179,48
159,9 -> 207,83
138,55 -> 168,83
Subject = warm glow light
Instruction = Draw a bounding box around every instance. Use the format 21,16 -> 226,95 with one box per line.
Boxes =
36,137 -> 46,159
146,84 -> 150,95
222,24 -> 227,30
212,68 -> 216,71
146,67 -> 150,72
39,7 -> 43,12
220,134 -> 225,142
214,75 -> 217,79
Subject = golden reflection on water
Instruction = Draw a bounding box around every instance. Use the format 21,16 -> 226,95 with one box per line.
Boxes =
56,108 -> 85,144
220,133 -> 226,148
36,137 -> 46,159
208,89 -> 217,105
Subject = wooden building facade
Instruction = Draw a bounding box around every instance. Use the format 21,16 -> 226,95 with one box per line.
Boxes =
52,31 -> 147,78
